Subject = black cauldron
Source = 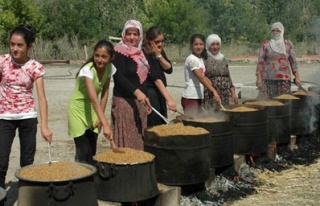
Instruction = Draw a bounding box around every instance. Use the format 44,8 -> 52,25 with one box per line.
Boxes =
223,104 -> 269,154
244,100 -> 291,144
94,155 -> 159,202
15,162 -> 97,206
289,92 -> 319,136
178,115 -> 233,168
144,127 -> 211,185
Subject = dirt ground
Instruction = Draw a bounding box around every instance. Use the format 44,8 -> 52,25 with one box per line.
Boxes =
3,63 -> 320,206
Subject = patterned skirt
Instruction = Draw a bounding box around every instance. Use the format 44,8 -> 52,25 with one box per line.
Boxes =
261,80 -> 291,98
111,96 -> 148,150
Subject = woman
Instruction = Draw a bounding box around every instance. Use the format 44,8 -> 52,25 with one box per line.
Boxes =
68,40 -> 115,164
203,34 -> 238,109
0,26 -> 52,189
181,33 -> 221,116
143,26 -> 177,127
256,22 -> 301,98
112,20 -> 151,150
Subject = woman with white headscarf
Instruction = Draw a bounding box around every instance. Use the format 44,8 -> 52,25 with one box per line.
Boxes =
112,20 -> 151,150
203,34 -> 238,109
256,22 -> 301,98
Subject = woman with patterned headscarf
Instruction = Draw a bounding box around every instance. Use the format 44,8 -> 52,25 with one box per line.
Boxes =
112,20 -> 151,150
203,34 -> 238,109
256,22 -> 301,98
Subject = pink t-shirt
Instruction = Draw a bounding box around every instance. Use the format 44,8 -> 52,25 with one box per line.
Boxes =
0,54 -> 45,120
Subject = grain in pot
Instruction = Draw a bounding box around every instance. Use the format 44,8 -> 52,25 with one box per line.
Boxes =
94,148 -> 154,164
245,100 -> 284,106
19,162 -> 92,181
226,106 -> 258,112
147,122 -> 209,136
274,94 -> 299,100
292,90 -> 308,96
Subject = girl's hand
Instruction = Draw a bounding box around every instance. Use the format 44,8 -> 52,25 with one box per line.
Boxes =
41,128 -> 53,143
150,42 -> 162,56
93,120 -> 102,132
103,124 -> 113,141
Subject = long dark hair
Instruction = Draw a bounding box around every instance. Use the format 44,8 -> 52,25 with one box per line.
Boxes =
190,33 -> 208,60
10,25 -> 36,47
76,40 -> 114,77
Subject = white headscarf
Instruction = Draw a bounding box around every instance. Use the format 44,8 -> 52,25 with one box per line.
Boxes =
115,20 -> 149,84
270,22 -> 286,54
206,34 -> 224,60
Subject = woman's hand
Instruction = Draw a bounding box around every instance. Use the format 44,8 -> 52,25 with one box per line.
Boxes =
231,94 -> 239,104
167,99 -> 177,112
256,75 -> 263,88
213,91 -> 222,105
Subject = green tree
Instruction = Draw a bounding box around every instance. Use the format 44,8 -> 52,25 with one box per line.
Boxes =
143,0 -> 210,60
0,0 -> 40,44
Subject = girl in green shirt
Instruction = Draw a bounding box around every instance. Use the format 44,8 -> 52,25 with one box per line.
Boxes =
68,40 -> 116,164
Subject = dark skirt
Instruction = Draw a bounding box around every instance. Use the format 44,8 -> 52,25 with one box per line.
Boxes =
147,87 -> 167,127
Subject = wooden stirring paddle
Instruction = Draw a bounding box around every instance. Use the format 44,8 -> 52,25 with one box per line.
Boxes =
110,139 -> 125,153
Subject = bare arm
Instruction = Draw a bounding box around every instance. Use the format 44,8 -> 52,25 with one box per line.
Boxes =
154,79 -> 177,111
35,77 -> 52,143
193,69 -> 221,104
85,77 -> 112,140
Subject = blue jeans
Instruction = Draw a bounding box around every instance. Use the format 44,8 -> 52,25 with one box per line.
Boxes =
73,129 -> 98,165
0,118 -> 37,188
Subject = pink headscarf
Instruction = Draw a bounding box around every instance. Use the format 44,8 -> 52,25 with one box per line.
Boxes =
115,20 -> 149,84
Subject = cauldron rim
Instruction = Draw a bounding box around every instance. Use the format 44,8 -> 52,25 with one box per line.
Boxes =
243,99 -> 290,107
223,104 -> 266,112
15,161 -> 96,183
93,157 -> 155,166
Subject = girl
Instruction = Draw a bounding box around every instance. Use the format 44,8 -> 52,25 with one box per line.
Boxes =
0,26 -> 52,189
143,26 -> 177,127
68,40 -> 115,164
181,33 -> 221,116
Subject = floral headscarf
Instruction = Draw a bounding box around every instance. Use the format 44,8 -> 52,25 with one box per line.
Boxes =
206,34 -> 224,60
270,22 -> 286,54
115,20 -> 149,84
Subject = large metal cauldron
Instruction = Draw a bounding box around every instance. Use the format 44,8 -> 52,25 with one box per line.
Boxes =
308,87 -> 320,133
0,187 -> 6,206
289,92 -> 318,136
15,162 -> 97,206
244,100 -> 291,144
179,115 -> 234,168
223,104 -> 268,154
94,156 -> 159,202
144,129 -> 211,185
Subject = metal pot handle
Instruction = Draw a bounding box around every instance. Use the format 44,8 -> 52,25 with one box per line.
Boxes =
47,182 -> 75,201
96,162 -> 118,180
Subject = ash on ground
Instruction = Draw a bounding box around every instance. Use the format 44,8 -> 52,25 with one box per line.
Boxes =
180,133 -> 320,206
